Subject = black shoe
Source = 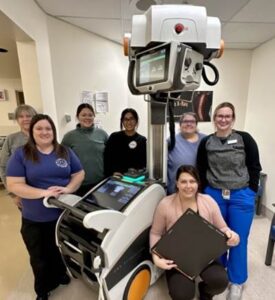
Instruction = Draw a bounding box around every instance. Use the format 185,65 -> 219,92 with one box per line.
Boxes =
59,273 -> 71,285
199,282 -> 213,300
36,292 -> 50,300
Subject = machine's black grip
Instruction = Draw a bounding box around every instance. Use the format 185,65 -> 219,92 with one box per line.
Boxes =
47,196 -> 87,220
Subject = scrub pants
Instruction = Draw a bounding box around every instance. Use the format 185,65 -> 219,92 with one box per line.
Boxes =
205,186 -> 255,284
21,218 -> 67,297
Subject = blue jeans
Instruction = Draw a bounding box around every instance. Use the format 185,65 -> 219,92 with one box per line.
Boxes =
205,186 -> 256,284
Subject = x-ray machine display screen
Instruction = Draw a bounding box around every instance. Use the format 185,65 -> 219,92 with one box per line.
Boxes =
83,179 -> 143,211
136,44 -> 170,86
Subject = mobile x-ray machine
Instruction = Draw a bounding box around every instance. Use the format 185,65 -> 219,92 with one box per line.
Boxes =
44,4 -> 223,300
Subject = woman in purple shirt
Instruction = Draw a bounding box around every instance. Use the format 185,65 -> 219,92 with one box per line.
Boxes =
167,113 -> 205,195
6,114 -> 84,300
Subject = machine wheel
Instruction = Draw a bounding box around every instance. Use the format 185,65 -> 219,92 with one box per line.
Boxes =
123,265 -> 151,300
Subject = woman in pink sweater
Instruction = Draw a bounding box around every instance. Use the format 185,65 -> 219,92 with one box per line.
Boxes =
150,165 -> 239,300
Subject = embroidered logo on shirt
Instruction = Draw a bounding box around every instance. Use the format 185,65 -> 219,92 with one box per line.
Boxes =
129,141 -> 137,149
56,158 -> 68,168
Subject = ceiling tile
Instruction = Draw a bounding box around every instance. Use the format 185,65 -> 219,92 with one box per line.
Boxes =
60,17 -> 123,43
231,0 -> 275,22
184,0 -> 250,21
36,0 -> 122,19
222,22 -> 275,43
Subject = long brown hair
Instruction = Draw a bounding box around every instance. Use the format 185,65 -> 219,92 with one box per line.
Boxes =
24,114 -> 68,163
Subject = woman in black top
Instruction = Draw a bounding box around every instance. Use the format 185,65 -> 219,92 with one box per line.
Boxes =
104,108 -> 146,176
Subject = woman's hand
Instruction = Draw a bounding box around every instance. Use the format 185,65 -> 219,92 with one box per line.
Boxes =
113,172 -> 123,177
47,186 -> 71,194
43,187 -> 64,198
152,253 -> 177,270
225,229 -> 240,247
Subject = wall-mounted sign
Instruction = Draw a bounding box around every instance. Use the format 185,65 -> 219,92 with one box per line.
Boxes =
168,91 -> 213,122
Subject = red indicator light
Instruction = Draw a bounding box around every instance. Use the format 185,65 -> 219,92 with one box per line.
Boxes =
175,23 -> 184,34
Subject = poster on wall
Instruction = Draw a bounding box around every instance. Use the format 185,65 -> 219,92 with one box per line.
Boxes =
80,90 -> 94,105
94,91 -> 109,113
168,91 -> 213,122
0,89 -> 7,101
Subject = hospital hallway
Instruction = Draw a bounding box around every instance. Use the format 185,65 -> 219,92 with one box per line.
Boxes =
1,185 -> 275,300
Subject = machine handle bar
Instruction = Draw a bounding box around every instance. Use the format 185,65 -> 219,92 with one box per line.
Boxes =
47,196 -> 87,220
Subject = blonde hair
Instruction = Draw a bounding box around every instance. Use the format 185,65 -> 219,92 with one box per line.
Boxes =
213,102 -> 235,120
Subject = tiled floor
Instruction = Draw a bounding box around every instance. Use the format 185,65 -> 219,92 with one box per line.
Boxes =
1,186 -> 275,300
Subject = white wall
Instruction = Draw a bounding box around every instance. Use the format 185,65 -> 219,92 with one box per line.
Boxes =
16,41 -> 43,112
197,49 -> 252,135
46,16 -> 130,138
245,38 -> 275,212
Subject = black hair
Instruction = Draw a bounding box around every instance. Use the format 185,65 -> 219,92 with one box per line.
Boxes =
120,108 -> 139,130
76,103 -> 95,117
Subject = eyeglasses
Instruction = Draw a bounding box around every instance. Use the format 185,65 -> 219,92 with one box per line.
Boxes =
123,117 -> 136,122
215,114 -> 233,120
181,120 -> 196,124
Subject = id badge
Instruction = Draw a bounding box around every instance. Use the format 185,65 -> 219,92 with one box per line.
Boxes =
222,189 -> 230,200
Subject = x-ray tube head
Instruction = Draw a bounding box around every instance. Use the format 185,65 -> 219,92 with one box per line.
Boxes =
125,5 -> 223,95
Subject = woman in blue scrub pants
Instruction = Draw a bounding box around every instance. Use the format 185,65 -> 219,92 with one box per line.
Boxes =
197,102 -> 261,300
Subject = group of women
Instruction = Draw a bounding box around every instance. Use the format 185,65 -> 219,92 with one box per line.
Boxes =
0,104 -> 146,300
1,101 -> 261,300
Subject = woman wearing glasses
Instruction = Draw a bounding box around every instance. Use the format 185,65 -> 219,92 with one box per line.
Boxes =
62,103 -> 108,196
167,112 -> 206,195
104,108 -> 146,177
197,102 -> 261,300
